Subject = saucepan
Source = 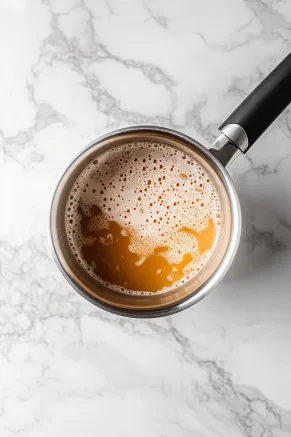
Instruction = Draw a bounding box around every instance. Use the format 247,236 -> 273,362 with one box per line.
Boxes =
50,52 -> 291,317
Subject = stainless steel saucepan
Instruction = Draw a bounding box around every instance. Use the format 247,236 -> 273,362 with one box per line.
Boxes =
50,53 -> 291,317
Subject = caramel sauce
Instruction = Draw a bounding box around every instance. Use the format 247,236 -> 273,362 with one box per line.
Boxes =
78,206 -> 216,293
180,218 -> 215,253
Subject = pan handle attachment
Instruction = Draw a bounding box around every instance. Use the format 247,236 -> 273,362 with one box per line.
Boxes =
210,52 -> 291,165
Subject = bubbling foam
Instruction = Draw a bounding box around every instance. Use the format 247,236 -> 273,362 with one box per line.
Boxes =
65,141 -> 222,294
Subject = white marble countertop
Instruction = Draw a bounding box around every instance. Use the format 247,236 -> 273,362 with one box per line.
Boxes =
1,0 -> 291,435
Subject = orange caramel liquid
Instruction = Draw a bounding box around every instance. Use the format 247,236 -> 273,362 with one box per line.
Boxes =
78,205 -> 216,293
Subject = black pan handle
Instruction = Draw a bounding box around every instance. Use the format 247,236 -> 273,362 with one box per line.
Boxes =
219,52 -> 291,153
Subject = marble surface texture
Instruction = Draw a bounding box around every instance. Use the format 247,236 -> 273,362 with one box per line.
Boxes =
1,0 -> 291,436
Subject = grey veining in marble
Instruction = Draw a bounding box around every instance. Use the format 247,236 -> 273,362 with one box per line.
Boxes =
0,0 -> 291,436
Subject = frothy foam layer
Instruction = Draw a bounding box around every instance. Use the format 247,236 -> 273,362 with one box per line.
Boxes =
65,141 -> 221,294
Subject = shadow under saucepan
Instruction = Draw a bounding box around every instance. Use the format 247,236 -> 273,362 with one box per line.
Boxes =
227,190 -> 291,280
200,185 -> 291,316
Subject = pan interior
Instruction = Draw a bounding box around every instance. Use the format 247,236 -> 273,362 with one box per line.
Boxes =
51,128 -> 234,312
